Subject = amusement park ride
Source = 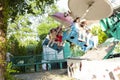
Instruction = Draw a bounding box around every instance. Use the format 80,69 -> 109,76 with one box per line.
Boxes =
42,0 -> 120,79
43,0 -> 120,54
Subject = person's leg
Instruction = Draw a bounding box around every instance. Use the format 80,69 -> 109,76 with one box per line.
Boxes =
78,32 -> 85,42
60,42 -> 63,46
82,33 -> 86,42
47,40 -> 52,47
93,36 -> 98,49
51,39 -> 56,47
50,41 -> 54,47
93,42 -> 98,49
85,40 -> 94,52
78,32 -> 82,41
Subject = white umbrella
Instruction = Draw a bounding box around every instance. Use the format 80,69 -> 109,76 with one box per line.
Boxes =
68,0 -> 113,20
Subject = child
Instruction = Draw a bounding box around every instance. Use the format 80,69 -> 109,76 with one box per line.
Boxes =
47,29 -> 57,47
56,25 -> 62,34
56,31 -> 63,48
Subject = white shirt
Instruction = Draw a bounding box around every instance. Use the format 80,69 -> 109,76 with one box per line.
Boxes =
74,23 -> 80,32
6,52 -> 13,62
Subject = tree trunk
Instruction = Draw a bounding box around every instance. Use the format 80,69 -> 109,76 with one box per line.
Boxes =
0,1 -> 7,80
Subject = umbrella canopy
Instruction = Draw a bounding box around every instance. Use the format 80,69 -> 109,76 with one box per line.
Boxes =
68,0 -> 113,20
50,12 -> 73,26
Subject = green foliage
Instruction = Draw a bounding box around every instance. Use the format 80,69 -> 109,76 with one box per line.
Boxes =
98,30 -> 108,44
6,0 -> 59,56
0,0 -> 57,80
114,42 -> 120,53
8,35 -> 41,56
35,40 -> 43,54
7,35 -> 28,56
7,0 -> 56,21
91,26 -> 98,36
70,44 -> 85,57
5,62 -> 19,80
37,20 -> 59,40
91,25 -> 108,44
21,27 -> 32,33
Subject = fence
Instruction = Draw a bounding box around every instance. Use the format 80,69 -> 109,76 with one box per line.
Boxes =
11,54 -> 66,73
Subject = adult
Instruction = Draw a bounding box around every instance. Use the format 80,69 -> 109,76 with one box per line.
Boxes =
70,17 -> 80,39
83,29 -> 94,51
6,52 -> 13,63
78,19 -> 87,42
91,33 -> 98,50
83,29 -> 98,52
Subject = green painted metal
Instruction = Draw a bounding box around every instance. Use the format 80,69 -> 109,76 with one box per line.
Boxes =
11,55 -> 42,72
97,17 -> 120,60
60,62 -> 63,69
100,12 -> 120,40
103,44 -> 115,59
11,55 -> 66,72
100,18 -> 111,31
63,41 -> 71,58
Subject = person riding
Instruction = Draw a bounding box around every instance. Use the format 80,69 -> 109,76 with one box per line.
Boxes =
78,19 -> 87,42
70,17 -> 80,39
47,28 -> 57,47
56,31 -> 63,48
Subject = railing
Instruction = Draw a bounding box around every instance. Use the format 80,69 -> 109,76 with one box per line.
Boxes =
11,54 -> 66,73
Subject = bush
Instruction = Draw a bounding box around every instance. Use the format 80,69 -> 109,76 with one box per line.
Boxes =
91,25 -> 108,44
70,44 -> 85,57
5,62 -> 19,80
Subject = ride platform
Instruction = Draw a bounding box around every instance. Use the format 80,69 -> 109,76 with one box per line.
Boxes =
42,38 -> 63,53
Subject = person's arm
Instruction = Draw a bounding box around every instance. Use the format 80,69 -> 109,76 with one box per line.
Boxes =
49,34 -> 52,39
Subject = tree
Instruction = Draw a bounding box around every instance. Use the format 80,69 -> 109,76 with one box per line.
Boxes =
0,0 -> 56,79
7,0 -> 59,56
0,0 -> 8,80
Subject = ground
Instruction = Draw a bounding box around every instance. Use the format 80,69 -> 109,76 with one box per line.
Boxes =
14,69 -> 75,80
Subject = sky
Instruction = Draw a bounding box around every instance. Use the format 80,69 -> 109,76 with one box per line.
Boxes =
56,0 -> 69,12
108,0 -> 120,8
